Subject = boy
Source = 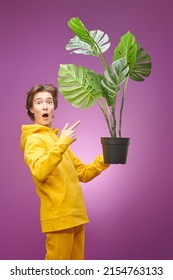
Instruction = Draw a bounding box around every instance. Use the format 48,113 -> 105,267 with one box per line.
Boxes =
20,84 -> 109,260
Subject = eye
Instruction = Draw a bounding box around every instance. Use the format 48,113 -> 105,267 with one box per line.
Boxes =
47,100 -> 53,105
36,101 -> 42,105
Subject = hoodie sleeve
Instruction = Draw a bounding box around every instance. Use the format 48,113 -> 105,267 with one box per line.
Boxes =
68,149 -> 110,183
24,134 -> 73,181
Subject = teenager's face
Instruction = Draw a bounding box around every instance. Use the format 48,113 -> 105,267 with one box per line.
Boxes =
30,91 -> 55,127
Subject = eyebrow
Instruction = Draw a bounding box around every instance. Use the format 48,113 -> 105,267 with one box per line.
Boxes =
34,97 -> 53,101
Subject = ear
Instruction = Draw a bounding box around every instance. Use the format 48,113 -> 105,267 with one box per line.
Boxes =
29,107 -> 34,113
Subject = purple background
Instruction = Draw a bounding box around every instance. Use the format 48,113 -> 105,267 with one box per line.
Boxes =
1,0 -> 173,260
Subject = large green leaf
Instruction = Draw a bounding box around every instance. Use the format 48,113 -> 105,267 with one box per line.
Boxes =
68,17 -> 91,44
101,57 -> 129,106
130,43 -> 152,81
113,31 -> 137,71
66,30 -> 110,56
58,64 -> 103,109
68,17 -> 98,54
113,32 -> 152,82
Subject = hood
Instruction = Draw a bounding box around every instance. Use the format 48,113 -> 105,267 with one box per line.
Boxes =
20,124 -> 59,152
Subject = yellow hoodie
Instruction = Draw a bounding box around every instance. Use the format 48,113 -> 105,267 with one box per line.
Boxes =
20,124 -> 109,233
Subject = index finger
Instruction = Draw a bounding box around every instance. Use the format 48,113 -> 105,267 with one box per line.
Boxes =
69,120 -> 81,130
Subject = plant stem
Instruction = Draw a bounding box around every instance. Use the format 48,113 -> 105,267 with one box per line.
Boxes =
98,100 -> 112,136
93,40 -> 108,69
119,76 -> 129,138
98,53 -> 108,69
93,39 -> 116,137
111,97 -> 117,137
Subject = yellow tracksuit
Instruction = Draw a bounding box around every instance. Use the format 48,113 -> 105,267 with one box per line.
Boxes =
20,124 -> 109,259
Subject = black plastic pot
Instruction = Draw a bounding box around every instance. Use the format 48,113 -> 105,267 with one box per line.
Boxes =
101,137 -> 130,164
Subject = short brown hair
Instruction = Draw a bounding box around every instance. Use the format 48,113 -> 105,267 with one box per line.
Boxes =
26,84 -> 58,120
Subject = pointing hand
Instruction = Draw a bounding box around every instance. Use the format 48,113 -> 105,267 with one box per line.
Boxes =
61,120 -> 81,142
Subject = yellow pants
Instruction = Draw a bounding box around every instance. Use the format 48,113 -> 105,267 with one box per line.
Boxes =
45,225 -> 85,260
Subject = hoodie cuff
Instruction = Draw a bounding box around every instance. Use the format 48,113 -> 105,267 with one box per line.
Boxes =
54,134 -> 73,153
95,154 -> 110,170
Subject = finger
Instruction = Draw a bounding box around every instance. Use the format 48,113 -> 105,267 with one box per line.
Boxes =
69,120 -> 81,130
63,123 -> 69,130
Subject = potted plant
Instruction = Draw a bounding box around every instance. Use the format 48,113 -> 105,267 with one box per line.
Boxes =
58,17 -> 152,164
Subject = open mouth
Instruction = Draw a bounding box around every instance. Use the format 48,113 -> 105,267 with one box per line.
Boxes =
42,113 -> 49,118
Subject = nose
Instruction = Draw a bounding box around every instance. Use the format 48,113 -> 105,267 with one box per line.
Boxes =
43,101 -> 48,109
